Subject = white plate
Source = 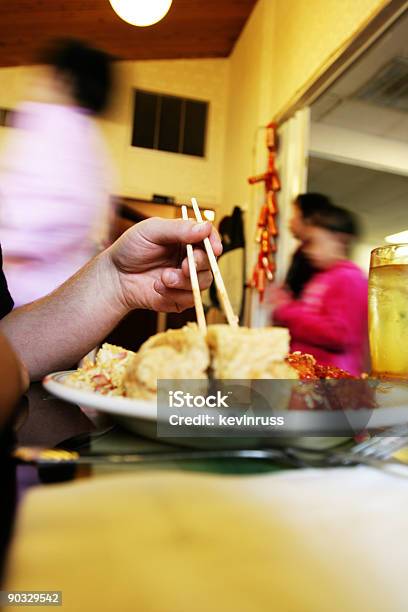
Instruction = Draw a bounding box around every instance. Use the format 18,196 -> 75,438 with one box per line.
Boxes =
43,371 -> 157,420
43,372 -> 408,449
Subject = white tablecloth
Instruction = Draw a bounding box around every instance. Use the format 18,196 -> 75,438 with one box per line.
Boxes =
6,466 -> 408,612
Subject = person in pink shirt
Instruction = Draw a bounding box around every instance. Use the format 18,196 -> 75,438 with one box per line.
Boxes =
273,205 -> 368,375
0,39 -> 115,307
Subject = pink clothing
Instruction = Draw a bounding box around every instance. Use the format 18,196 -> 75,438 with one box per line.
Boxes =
274,260 -> 368,375
0,102 -> 113,306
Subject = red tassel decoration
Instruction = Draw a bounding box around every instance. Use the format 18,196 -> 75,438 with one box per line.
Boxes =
248,122 -> 281,298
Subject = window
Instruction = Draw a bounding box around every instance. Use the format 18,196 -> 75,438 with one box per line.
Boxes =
131,89 -> 208,157
0,108 -> 14,127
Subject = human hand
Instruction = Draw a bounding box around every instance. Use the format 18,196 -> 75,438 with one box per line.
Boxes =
267,285 -> 292,308
106,217 -> 222,312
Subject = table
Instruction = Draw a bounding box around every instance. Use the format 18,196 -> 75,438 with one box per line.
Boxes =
0,384 -> 94,580
1,383 -> 284,579
4,385 -> 408,612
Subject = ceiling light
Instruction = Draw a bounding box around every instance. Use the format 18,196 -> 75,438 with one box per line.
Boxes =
385,230 -> 408,244
109,0 -> 173,27
203,209 -> 215,222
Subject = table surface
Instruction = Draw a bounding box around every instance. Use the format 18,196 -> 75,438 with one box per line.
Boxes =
5,386 -> 408,612
1,384 -> 95,580
0,382 -> 284,580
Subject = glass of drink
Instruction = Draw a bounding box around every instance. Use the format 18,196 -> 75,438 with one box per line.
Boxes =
369,244 -> 408,378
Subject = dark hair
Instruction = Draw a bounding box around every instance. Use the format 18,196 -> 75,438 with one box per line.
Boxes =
286,195 -> 359,297
286,192 -> 335,297
285,248 -> 315,298
40,39 -> 113,114
295,193 -> 334,219
309,205 -> 359,238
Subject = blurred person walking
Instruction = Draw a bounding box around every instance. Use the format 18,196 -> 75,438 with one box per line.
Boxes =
0,39 -> 115,306
285,192 -> 334,298
273,205 -> 368,375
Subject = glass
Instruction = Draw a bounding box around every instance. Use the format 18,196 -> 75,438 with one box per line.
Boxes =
369,244 -> 408,378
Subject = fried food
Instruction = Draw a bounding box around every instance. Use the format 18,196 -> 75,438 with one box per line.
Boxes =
286,351 -> 356,380
207,325 -> 297,379
123,323 -> 210,399
67,325 -> 361,401
66,343 -> 135,395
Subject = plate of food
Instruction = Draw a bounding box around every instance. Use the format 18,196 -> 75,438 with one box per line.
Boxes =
43,323 -> 408,449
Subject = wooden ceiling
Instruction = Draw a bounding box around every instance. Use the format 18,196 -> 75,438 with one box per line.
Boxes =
0,0 -> 258,67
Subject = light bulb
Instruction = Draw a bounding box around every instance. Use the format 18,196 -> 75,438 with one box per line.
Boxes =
203,209 -> 215,222
109,0 -> 173,27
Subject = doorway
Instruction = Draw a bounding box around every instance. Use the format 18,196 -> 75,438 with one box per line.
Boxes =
307,9 -> 408,272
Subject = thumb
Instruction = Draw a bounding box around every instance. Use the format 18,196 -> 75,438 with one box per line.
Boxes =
142,217 -> 213,245
181,219 -> 214,244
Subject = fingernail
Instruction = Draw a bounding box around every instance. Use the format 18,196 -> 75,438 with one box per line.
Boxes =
167,271 -> 178,285
192,221 -> 207,233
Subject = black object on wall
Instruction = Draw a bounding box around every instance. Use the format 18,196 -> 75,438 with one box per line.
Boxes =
209,206 -> 246,319
132,89 -> 208,158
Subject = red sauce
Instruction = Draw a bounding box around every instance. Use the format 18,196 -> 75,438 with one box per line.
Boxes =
286,352 -> 355,380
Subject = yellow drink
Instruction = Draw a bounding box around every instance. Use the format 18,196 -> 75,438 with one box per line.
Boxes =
369,245 -> 408,378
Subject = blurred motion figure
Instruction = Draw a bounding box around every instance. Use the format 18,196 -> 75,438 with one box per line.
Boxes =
0,39 -> 115,306
273,205 -> 368,375
285,192 -> 334,298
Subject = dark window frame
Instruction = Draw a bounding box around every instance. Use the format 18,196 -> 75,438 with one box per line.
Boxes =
131,89 -> 208,159
0,108 -> 13,127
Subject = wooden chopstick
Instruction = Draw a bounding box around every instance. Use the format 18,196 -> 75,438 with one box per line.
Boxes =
191,197 -> 238,327
181,205 -> 207,334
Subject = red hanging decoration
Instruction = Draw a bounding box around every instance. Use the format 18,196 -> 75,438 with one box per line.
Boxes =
247,122 -> 280,301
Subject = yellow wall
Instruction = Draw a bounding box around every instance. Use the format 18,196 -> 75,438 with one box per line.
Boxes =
0,65 -> 39,147
0,0 -> 390,223
271,0 -> 390,119
222,0 -> 390,211
221,0 -> 276,277
221,0 -> 391,275
103,58 -> 229,208
0,58 -> 229,210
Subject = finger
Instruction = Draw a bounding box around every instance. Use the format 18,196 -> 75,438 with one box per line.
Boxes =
181,249 -> 211,277
140,217 -> 222,254
159,269 -> 213,291
207,226 -> 223,257
152,282 -> 197,313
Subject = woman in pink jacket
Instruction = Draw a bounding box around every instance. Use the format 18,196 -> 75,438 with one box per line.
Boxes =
273,205 -> 368,375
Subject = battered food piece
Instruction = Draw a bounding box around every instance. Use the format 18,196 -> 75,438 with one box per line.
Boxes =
207,325 -> 297,379
66,343 -> 135,395
68,326 -> 361,402
124,324 -> 210,399
139,323 -> 209,363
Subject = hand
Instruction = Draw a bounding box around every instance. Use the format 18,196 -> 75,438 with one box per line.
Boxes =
267,285 -> 292,308
107,217 -> 222,313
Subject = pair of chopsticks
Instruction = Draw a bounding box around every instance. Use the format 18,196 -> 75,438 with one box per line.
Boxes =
181,197 -> 238,334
